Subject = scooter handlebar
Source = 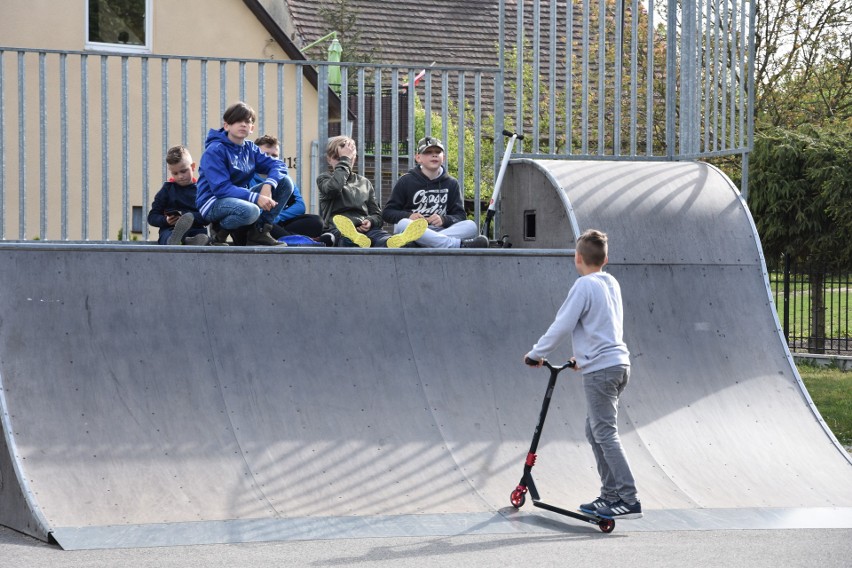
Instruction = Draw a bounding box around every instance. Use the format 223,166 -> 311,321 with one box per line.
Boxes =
502,129 -> 525,140
525,357 -> 576,370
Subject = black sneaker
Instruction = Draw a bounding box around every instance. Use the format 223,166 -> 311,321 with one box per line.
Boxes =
579,497 -> 613,515
596,499 -> 643,520
460,235 -> 489,248
317,232 -> 336,247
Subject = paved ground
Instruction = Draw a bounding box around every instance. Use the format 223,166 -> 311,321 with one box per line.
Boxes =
3,524 -> 851,568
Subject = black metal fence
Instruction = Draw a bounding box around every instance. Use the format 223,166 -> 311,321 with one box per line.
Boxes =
768,255 -> 851,354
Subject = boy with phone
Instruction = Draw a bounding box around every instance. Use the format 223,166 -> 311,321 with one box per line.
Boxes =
148,146 -> 210,245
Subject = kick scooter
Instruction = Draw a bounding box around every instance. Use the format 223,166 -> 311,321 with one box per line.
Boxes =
509,357 -> 616,534
482,129 -> 524,247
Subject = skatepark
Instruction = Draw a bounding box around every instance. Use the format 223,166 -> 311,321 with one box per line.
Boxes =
2,160 -> 851,557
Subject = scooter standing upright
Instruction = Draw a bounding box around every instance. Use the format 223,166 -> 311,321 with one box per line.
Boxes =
482,129 -> 524,247
510,357 -> 616,534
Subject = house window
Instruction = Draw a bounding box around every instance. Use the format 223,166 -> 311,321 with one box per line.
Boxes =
86,0 -> 151,53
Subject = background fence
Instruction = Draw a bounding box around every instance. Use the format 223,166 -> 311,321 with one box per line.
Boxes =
768,255 -> 852,355
0,0 -> 756,242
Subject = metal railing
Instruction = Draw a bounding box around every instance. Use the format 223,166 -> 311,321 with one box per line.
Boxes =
0,0 -> 755,242
769,255 -> 852,355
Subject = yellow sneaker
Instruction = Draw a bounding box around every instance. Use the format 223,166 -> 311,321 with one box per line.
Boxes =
333,215 -> 371,248
387,218 -> 428,248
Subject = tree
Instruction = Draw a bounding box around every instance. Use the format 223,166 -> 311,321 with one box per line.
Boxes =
753,0 -> 852,127
749,124 -> 852,351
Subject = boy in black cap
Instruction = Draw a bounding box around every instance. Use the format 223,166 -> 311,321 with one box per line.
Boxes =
383,136 -> 489,248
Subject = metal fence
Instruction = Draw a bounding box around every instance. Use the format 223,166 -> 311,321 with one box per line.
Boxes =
768,255 -> 852,355
0,0 -> 755,242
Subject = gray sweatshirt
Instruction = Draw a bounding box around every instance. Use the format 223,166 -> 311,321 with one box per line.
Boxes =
528,271 -> 630,374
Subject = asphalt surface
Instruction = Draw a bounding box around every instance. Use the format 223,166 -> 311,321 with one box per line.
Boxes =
3,524 -> 851,568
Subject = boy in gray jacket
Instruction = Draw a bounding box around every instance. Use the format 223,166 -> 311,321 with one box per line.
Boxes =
524,229 -> 642,520
318,136 -> 426,248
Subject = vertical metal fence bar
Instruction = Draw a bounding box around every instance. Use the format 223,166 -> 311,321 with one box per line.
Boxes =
17,52 -> 26,239
614,0 -> 624,156
646,0 -> 655,155
581,0 -> 590,154
738,0 -> 747,149
161,59 -> 169,161
391,70 -> 400,185
711,2 -> 720,152
548,0 -> 556,154
142,58 -> 149,242
474,71 -> 482,223
258,62 -> 265,133
277,63 -> 284,143
340,67 -> 349,137
441,70 -> 449,165
356,68 -> 365,173
532,0 -> 541,152
100,56 -> 109,240
566,0 -> 573,154
121,57 -> 130,240
406,69 -> 415,170
424,70 -> 432,136
742,0 -> 756,198
457,71 -> 466,213
219,61 -> 227,117
239,61 -> 246,103
39,52 -> 47,239
295,64 -> 304,193
0,51 -> 4,239
60,53 -> 68,240
515,0 -> 524,140
373,69 -> 382,203
81,54 -> 89,240
201,60 -> 208,147
629,0 -> 638,156
680,0 -> 694,156
703,0 -> 712,153
720,0 -> 728,150
597,0 -> 606,155
316,64 -> 328,198
665,0 -> 677,158
729,0 -> 738,149
181,58 -> 188,145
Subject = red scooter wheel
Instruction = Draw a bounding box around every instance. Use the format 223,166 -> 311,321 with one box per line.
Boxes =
510,489 -> 526,508
598,518 -> 615,533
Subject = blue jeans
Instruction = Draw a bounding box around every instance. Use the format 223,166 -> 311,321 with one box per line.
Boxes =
205,179 -> 294,231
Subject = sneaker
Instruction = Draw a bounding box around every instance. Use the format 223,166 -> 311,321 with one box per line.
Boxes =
579,497 -> 613,515
460,234 -> 490,248
386,218 -> 428,248
167,212 -> 195,245
184,234 -> 210,246
316,232 -> 336,247
333,215 -> 371,248
247,223 -> 286,246
210,223 -> 231,246
595,499 -> 643,520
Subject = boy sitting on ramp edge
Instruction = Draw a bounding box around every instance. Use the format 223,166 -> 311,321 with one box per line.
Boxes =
524,229 -> 642,520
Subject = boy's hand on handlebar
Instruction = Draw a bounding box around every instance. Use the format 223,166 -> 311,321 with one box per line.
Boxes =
523,355 -> 544,367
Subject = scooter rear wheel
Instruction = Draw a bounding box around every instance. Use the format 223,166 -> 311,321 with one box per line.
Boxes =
598,518 -> 615,533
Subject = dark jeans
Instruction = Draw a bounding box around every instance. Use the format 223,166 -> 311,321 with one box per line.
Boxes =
270,214 -> 324,239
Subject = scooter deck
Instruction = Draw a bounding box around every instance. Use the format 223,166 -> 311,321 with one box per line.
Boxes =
533,501 -> 615,526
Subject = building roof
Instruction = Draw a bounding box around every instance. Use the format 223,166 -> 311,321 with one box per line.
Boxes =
284,0 -> 509,69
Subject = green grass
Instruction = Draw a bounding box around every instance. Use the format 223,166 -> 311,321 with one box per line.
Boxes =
798,363 -> 852,448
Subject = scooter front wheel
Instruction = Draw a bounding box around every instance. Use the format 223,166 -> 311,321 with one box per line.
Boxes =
510,489 -> 526,508
598,518 -> 615,533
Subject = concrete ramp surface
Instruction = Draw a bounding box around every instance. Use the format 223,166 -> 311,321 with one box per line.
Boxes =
1,161 -> 851,549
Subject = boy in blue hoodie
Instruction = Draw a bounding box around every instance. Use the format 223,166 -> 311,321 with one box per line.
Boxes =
195,101 -> 292,246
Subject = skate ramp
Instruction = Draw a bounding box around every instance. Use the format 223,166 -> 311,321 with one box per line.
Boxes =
1,161 -> 851,550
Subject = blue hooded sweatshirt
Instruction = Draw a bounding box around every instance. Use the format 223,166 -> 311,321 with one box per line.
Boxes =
195,128 -> 288,219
